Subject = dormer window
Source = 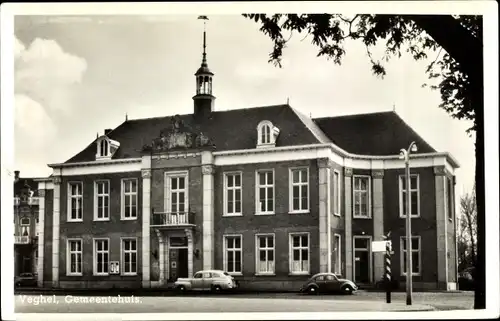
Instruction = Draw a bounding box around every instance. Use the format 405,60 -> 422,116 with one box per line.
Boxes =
96,135 -> 120,161
257,120 -> 280,148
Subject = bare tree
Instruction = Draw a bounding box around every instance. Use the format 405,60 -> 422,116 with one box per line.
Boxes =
458,186 -> 477,270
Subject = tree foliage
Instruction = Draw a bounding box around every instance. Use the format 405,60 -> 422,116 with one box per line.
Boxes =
242,14 -> 482,133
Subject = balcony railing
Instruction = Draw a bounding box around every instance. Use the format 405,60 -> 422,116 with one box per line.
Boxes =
14,197 -> 20,206
152,212 -> 194,227
14,236 -> 30,244
14,197 -> 40,206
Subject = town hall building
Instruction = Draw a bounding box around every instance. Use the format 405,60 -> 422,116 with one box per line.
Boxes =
29,25 -> 459,291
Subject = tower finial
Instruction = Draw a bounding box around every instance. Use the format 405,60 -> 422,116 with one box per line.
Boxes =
198,15 -> 209,67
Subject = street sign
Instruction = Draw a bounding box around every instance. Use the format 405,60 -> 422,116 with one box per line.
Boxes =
372,240 -> 391,252
109,261 -> 120,274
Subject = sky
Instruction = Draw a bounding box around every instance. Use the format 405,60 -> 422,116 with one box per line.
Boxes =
12,14 -> 475,196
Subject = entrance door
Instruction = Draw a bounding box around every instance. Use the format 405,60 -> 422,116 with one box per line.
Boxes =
169,248 -> 188,281
353,236 -> 371,284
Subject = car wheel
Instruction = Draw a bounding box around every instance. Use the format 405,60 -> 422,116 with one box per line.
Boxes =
211,285 -> 222,293
341,285 -> 353,295
177,285 -> 186,293
307,286 -> 319,295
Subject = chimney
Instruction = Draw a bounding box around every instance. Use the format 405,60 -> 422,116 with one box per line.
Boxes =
104,129 -> 112,136
14,170 -> 20,182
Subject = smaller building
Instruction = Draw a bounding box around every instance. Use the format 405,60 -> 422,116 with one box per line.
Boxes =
13,171 -> 41,280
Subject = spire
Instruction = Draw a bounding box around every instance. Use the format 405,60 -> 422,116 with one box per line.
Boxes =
198,15 -> 209,67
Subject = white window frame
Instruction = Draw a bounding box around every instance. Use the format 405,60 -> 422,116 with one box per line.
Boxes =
400,235 -> 422,276
67,182 -> 83,222
93,238 -> 110,276
99,139 -> 109,158
352,175 -> 371,219
223,234 -> 243,275
255,169 -> 275,215
164,171 -> 189,214
352,235 -> 373,283
333,170 -> 341,216
223,171 -> 243,217
94,180 -> 110,221
66,238 -> 83,276
257,120 -> 273,146
334,233 -> 342,275
398,174 -> 420,218
289,232 -> 310,275
289,167 -> 310,214
121,178 -> 138,220
121,237 -> 138,276
255,233 -> 275,275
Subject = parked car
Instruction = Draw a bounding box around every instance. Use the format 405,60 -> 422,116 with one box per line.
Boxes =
299,273 -> 358,295
174,270 -> 238,293
15,272 -> 37,287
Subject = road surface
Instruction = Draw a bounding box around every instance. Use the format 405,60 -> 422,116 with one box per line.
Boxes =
14,291 -> 473,313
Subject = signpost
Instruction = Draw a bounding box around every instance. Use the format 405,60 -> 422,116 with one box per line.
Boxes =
372,232 -> 393,304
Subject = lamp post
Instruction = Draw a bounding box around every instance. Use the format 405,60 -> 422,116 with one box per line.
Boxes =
399,141 -> 418,306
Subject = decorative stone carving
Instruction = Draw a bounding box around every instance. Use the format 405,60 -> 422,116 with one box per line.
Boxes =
202,165 -> 214,175
155,229 -> 163,243
38,189 -> 46,197
52,176 -> 62,185
433,165 -> 446,176
142,115 -> 216,153
344,167 -> 353,177
371,169 -> 384,178
184,228 -> 193,240
142,169 -> 152,179
317,158 -> 330,169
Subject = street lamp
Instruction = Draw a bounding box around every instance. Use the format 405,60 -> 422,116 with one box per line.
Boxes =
399,141 -> 418,306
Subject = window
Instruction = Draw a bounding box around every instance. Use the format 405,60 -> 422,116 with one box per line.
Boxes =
333,170 -> 341,216
290,168 -> 309,213
68,182 -> 83,221
256,234 -> 275,274
257,120 -> 279,147
224,235 -> 242,274
256,170 -> 274,214
400,236 -> 421,276
399,174 -> 420,218
20,217 -> 30,225
122,238 -> 137,275
165,173 -> 189,214
353,176 -> 370,218
122,179 -> 137,219
67,239 -> 82,275
289,233 -> 310,274
333,234 -> 342,274
447,177 -> 454,220
94,239 -> 109,275
94,180 -> 110,221
99,139 -> 109,157
224,172 -> 242,216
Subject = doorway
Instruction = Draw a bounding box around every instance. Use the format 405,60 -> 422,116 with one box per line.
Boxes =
168,248 -> 188,281
353,236 -> 372,284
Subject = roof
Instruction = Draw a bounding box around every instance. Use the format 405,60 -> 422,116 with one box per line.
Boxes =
65,104 -> 321,163
313,111 -> 437,155
64,107 -> 439,164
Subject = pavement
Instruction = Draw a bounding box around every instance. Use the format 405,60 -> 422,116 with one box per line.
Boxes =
13,290 -> 474,313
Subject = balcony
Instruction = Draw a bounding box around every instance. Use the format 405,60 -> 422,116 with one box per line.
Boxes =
14,236 -> 31,244
151,212 -> 195,228
14,197 -> 40,206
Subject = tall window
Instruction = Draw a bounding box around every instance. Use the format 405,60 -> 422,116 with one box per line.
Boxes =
333,171 -> 341,215
353,176 -> 370,218
290,168 -> 309,213
169,176 -> 187,213
256,234 -> 275,274
224,172 -> 242,216
256,170 -> 274,214
447,177 -> 454,220
400,236 -> 421,276
122,238 -> 137,275
122,179 -> 137,219
99,139 -> 109,157
94,180 -> 110,220
257,120 -> 278,147
68,182 -> 83,221
224,235 -> 242,274
20,217 -> 30,237
290,233 -> 310,274
261,124 -> 271,144
399,175 -> 420,217
67,239 -> 82,275
333,234 -> 342,274
94,239 -> 109,275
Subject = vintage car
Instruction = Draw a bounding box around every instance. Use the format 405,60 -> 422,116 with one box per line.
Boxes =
15,272 -> 37,288
299,272 -> 358,295
174,269 -> 238,293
